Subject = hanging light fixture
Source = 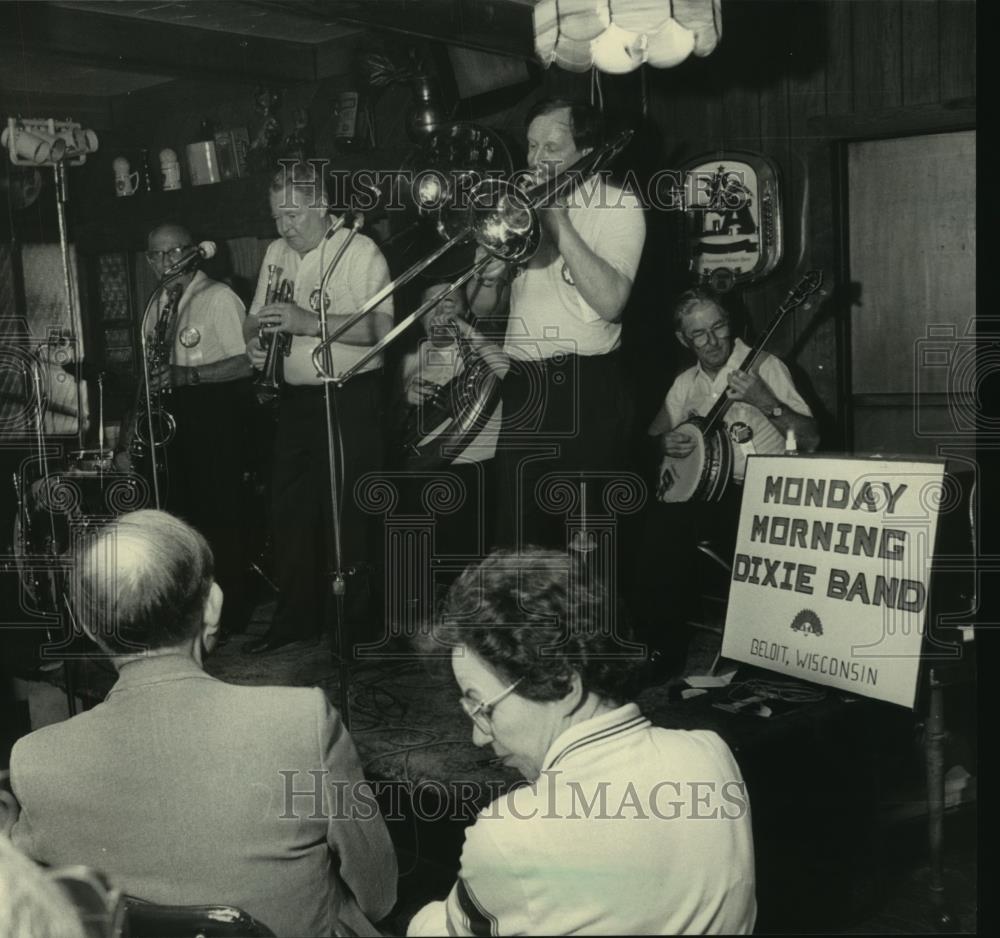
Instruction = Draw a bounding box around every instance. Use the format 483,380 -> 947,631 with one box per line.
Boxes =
533,0 -> 721,75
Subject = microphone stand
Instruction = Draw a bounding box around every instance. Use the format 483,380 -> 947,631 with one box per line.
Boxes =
27,352 -> 78,715
97,373 -> 105,460
52,160 -> 85,452
310,239 -> 495,732
316,213 -> 364,731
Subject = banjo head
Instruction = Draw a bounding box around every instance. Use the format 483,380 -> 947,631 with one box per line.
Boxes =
402,361 -> 501,469
657,422 -> 709,503
657,419 -> 734,504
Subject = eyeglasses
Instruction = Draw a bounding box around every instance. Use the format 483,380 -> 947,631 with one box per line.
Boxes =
685,321 -> 731,347
145,245 -> 193,267
459,677 -> 524,735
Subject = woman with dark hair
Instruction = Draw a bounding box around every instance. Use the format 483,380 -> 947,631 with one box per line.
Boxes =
408,549 -> 757,936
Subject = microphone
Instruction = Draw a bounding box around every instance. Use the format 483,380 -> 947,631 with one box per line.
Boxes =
323,210 -> 365,239
164,240 -> 216,275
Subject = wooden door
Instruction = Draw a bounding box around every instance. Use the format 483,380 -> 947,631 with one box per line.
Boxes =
847,131 -> 976,455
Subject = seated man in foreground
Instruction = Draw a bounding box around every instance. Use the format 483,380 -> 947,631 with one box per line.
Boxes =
9,510 -> 396,938
408,549 -> 756,936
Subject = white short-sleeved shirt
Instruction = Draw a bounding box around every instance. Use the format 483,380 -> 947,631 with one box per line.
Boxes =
143,270 -> 246,368
664,337 -> 813,481
408,704 -> 757,936
504,179 -> 646,362
250,229 -> 392,385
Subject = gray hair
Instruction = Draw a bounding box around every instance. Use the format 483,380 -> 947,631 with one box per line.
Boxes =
269,159 -> 327,209
70,510 -> 214,656
672,287 -> 729,333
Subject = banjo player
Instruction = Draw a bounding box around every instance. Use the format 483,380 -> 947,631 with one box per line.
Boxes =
648,287 -> 819,477
634,288 -> 819,677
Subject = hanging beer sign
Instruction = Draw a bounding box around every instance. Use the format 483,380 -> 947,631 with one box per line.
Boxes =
680,150 -> 782,291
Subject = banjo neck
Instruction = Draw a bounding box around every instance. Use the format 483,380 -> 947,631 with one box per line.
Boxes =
700,270 -> 823,436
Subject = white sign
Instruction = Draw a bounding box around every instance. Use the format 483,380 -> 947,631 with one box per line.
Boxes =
721,455 -> 946,708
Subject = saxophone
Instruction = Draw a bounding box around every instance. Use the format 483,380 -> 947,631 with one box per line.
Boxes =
122,282 -> 183,462
254,264 -> 295,406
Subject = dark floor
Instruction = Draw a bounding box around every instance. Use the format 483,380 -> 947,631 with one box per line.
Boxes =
6,606 -> 979,936
840,807 -> 977,934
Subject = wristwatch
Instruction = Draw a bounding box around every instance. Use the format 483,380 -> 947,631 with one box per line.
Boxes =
769,404 -> 784,419
189,368 -> 200,386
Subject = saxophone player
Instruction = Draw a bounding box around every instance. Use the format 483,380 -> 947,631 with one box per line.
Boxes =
143,223 -> 254,639
243,161 -> 393,655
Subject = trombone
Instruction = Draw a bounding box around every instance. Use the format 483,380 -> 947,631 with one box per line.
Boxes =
310,128 -> 634,384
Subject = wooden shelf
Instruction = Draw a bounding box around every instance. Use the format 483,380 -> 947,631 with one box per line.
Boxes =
71,173 -> 275,254
67,146 -> 413,254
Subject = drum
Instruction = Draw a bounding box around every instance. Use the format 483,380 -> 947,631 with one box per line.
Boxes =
68,448 -> 115,473
12,468 -> 149,611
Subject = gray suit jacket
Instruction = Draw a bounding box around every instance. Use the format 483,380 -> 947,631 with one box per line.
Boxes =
10,654 -> 397,937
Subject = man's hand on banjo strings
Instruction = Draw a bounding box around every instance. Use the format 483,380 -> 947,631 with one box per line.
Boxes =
661,428 -> 697,459
725,369 -> 778,412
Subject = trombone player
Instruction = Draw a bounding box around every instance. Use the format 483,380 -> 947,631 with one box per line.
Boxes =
468,98 -> 647,550
243,161 -> 393,655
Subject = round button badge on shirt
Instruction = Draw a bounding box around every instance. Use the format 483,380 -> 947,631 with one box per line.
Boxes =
309,288 -> 331,313
179,327 -> 201,348
729,421 -> 753,445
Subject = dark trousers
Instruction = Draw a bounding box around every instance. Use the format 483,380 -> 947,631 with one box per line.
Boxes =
630,483 -> 744,658
270,374 -> 383,643
166,380 -> 252,634
396,457 -> 497,582
494,350 -> 631,550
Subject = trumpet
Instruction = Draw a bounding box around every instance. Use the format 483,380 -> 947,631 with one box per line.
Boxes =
255,264 -> 295,406
310,128 -> 634,385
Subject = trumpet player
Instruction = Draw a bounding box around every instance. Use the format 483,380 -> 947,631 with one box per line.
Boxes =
468,98 -> 647,551
143,222 -> 253,639
243,161 -> 393,656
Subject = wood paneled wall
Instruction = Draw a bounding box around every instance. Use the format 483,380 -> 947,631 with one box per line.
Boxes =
9,1 -> 972,449
536,0 -> 976,445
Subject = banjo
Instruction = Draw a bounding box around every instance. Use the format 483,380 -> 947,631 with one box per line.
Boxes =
657,270 -> 824,503
397,318 -> 502,470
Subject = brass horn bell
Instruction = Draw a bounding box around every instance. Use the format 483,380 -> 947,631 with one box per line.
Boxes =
311,125 -> 634,384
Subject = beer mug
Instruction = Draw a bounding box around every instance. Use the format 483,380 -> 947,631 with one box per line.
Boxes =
113,156 -> 140,197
